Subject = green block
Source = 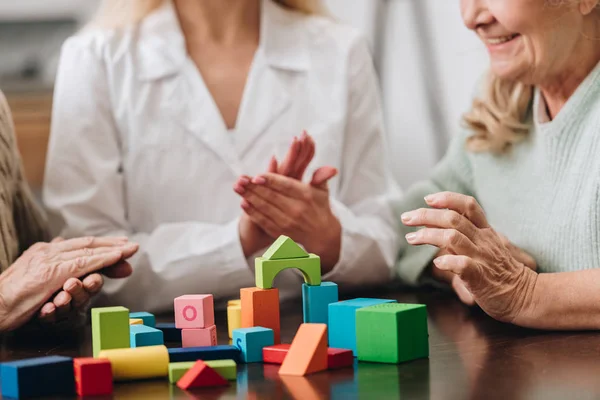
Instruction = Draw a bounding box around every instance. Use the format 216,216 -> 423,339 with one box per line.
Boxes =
356,303 -> 429,364
168,360 -> 237,384
262,235 -> 309,260
91,306 -> 130,358
255,254 -> 321,289
168,362 -> 195,383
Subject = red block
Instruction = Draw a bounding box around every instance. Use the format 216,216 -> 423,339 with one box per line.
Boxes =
263,344 -> 291,364
327,348 -> 353,369
176,360 -> 229,390
73,358 -> 113,396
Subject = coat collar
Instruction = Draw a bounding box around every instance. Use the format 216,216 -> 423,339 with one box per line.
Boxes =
137,0 -> 310,81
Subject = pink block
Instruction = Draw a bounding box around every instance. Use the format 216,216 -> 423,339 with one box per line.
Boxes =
182,326 -> 217,348
174,294 -> 214,329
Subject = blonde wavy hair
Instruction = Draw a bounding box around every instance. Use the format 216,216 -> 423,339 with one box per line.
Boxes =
93,0 -> 326,28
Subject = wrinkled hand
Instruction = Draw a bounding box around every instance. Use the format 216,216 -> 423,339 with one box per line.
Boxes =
0,236 -> 138,331
401,192 -> 538,323
234,168 -> 341,272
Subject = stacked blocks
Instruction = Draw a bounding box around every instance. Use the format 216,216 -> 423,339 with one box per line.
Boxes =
302,281 -> 339,324
130,324 -> 164,348
227,300 -> 242,339
98,345 -> 169,381
129,312 -> 156,327
175,295 -> 216,347
1,356 -> 75,399
356,303 -> 429,364
168,345 -> 241,363
279,323 -> 328,376
92,306 -> 130,357
233,327 -> 274,363
176,360 -> 229,390
328,298 -> 397,356
241,287 -> 281,344
73,358 -> 113,396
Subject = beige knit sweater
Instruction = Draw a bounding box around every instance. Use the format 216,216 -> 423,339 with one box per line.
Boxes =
0,91 -> 49,272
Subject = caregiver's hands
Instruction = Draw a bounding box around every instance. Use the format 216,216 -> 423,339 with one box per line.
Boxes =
0,237 -> 138,332
401,192 -> 538,324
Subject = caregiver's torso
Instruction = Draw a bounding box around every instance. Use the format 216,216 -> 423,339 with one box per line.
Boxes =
469,88 -> 600,274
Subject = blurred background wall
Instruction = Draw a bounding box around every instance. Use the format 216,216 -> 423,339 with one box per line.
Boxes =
0,0 -> 488,193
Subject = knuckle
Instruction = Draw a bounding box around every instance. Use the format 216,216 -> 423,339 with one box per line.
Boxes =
444,229 -> 461,245
465,196 -> 478,212
446,211 -> 462,227
82,236 -> 95,247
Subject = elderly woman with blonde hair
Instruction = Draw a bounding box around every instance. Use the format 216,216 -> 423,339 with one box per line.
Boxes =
398,0 -> 600,330
44,0 -> 400,311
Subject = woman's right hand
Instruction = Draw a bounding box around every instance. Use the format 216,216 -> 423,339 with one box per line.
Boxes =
0,236 -> 138,332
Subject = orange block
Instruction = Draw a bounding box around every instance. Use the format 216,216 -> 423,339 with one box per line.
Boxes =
176,360 -> 228,390
279,324 -> 327,376
240,287 -> 281,344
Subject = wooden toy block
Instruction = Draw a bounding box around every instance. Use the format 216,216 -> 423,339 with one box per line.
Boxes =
262,235 -> 309,260
227,303 -> 241,339
0,356 -> 75,399
92,306 -> 130,357
356,303 -> 429,364
73,357 -> 113,396
262,344 -> 291,364
130,324 -> 165,347
255,254 -> 321,289
327,348 -> 354,369
328,298 -> 397,356
302,282 -> 339,324
228,299 -> 241,307
176,360 -> 228,390
168,345 -> 241,363
240,287 -> 281,343
174,294 -> 214,329
129,311 -> 156,327
182,325 -> 217,347
233,327 -> 274,363
130,318 -> 143,325
98,345 -> 169,381
279,323 -> 328,376
169,359 -> 236,383
156,322 -> 182,342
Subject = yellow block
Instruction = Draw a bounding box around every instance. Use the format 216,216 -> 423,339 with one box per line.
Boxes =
98,345 -> 169,381
129,318 -> 143,325
228,299 -> 241,307
227,304 -> 241,339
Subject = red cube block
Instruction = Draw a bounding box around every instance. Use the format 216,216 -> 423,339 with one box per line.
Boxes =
327,348 -> 353,369
73,358 -> 113,396
262,344 -> 291,364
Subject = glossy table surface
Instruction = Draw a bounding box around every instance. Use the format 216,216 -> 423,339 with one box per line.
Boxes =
2,288 -> 600,400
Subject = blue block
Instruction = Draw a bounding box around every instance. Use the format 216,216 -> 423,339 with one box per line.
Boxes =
168,345 -> 241,363
129,312 -> 156,327
130,324 -> 164,347
0,356 -> 75,399
328,298 -> 397,356
156,323 -> 182,342
233,327 -> 274,363
302,282 -> 339,324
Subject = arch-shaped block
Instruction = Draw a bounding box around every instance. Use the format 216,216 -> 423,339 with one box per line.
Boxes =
255,254 -> 321,289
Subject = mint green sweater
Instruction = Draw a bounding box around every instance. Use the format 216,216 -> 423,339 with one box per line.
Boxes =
395,62 -> 600,284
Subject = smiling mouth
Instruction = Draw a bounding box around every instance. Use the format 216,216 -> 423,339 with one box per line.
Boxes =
484,33 -> 520,45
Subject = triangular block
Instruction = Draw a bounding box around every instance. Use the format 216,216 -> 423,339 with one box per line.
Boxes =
279,324 -> 328,376
262,235 -> 309,260
176,360 -> 229,390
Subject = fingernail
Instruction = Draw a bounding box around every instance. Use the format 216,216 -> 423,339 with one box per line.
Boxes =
433,258 -> 443,267
252,176 -> 267,185
405,233 -> 417,243
401,213 -> 412,223
239,177 -> 250,185
424,194 -> 435,203
233,184 -> 246,195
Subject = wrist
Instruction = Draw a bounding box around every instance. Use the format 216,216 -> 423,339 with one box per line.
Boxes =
310,217 -> 342,273
509,266 -> 541,328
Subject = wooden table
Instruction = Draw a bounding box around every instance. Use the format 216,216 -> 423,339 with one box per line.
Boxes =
2,288 -> 600,400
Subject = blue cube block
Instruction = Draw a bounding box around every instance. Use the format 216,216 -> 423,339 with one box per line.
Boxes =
156,322 -> 182,342
168,345 -> 241,363
1,356 -> 75,399
328,298 -> 397,356
129,312 -> 156,327
302,282 -> 339,324
233,327 -> 274,363
130,324 -> 164,347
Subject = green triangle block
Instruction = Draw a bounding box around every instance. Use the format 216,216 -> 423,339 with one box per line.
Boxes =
262,235 -> 309,260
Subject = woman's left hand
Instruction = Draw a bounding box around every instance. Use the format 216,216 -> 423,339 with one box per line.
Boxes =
235,168 -> 341,272
401,191 -> 538,323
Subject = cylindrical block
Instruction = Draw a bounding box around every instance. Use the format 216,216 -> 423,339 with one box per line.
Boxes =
227,304 -> 241,339
98,345 -> 169,381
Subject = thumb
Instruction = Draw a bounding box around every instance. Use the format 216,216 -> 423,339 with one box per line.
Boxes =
310,166 -> 338,189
